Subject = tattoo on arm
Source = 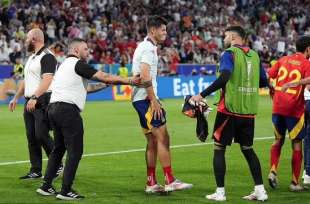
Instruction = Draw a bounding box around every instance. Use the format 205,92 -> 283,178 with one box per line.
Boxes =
141,80 -> 152,88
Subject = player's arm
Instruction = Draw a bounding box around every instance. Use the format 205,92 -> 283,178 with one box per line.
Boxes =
282,62 -> 310,91
26,54 -> 57,112
259,63 -> 269,88
91,71 -> 138,85
199,70 -> 231,97
140,62 -> 163,120
33,54 -> 57,98
281,76 -> 310,92
267,60 -> 281,79
75,60 -> 139,86
191,51 -> 233,103
9,80 -> 25,112
87,82 -> 109,93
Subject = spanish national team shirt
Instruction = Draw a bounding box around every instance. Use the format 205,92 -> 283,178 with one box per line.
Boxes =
216,46 -> 268,117
268,53 -> 310,118
131,37 -> 158,102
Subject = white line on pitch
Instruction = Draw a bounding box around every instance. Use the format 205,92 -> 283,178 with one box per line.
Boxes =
0,136 -> 274,166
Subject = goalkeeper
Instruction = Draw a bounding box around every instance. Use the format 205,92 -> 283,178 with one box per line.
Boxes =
190,26 -> 269,202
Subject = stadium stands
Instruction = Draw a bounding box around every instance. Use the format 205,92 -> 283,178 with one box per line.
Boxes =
0,0 -> 309,75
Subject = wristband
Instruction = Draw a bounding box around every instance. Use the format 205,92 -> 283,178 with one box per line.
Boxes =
30,95 -> 38,100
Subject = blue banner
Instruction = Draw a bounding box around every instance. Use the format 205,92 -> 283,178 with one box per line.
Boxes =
177,64 -> 216,75
0,65 -> 13,79
157,75 -> 216,98
90,63 -> 216,76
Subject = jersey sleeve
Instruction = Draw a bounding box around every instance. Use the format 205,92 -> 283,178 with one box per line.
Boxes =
267,60 -> 281,79
74,60 -> 98,79
219,51 -> 234,73
40,54 -> 57,75
140,47 -> 154,66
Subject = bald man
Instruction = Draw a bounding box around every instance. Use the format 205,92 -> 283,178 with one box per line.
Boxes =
9,28 -> 63,179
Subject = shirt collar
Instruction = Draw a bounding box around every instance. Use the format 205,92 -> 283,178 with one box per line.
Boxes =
232,44 -> 250,53
67,54 -> 79,59
145,37 -> 156,46
35,45 -> 47,56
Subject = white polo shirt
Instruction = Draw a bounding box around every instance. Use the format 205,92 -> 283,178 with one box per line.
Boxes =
131,37 -> 159,102
24,47 -> 56,97
50,56 -> 97,111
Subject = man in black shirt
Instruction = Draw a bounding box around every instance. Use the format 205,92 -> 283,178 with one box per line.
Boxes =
9,28 -> 63,179
36,38 -> 140,200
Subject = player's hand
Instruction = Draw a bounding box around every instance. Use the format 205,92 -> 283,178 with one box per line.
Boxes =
26,99 -> 37,112
189,94 -> 203,106
281,82 -> 298,92
8,98 -> 18,112
151,99 -> 162,120
129,75 -> 141,86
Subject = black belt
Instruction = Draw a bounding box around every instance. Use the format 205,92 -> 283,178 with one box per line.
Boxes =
49,102 -> 81,112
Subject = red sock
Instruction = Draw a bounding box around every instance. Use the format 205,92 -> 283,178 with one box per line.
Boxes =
270,143 -> 282,173
147,167 -> 157,186
163,166 -> 175,184
292,150 -> 303,184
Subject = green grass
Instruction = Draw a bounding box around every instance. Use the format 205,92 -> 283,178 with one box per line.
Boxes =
0,97 -> 309,203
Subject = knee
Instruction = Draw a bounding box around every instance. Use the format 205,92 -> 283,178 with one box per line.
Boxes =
273,138 -> 284,146
292,139 -> 302,150
68,151 -> 83,161
146,134 -> 157,147
214,143 -> 226,151
68,147 -> 83,161
240,145 -> 253,151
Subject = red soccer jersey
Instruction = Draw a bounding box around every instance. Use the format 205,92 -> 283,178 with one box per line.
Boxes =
268,53 -> 310,118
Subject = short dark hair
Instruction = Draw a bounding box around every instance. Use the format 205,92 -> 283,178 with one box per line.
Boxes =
225,26 -> 246,39
296,36 -> 310,52
69,38 -> 87,45
68,38 -> 87,51
146,15 -> 167,31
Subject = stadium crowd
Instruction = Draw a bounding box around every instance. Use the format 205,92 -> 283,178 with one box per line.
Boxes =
0,0 -> 310,75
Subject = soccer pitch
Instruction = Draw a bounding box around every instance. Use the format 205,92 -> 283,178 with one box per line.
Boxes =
0,97 -> 309,204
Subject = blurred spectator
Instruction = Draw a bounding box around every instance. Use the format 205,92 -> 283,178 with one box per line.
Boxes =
0,0 -> 309,71
259,46 -> 271,65
11,57 -> 23,81
200,67 -> 208,75
9,45 -> 21,64
51,42 -> 66,63
191,68 -> 198,76
0,46 -> 9,64
46,19 -> 56,44
117,60 -> 129,78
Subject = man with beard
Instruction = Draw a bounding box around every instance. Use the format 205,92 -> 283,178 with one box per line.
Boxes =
9,28 -> 62,179
190,26 -> 268,201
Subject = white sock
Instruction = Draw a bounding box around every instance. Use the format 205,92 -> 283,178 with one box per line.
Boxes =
254,184 -> 265,192
216,187 -> 225,195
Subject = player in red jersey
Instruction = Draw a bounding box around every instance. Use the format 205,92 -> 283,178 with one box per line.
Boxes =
268,36 -> 310,191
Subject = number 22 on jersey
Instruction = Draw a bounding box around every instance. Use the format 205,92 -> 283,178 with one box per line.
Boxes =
274,66 -> 301,95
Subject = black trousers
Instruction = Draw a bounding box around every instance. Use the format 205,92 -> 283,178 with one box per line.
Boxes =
44,102 -> 83,193
23,93 -> 54,173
